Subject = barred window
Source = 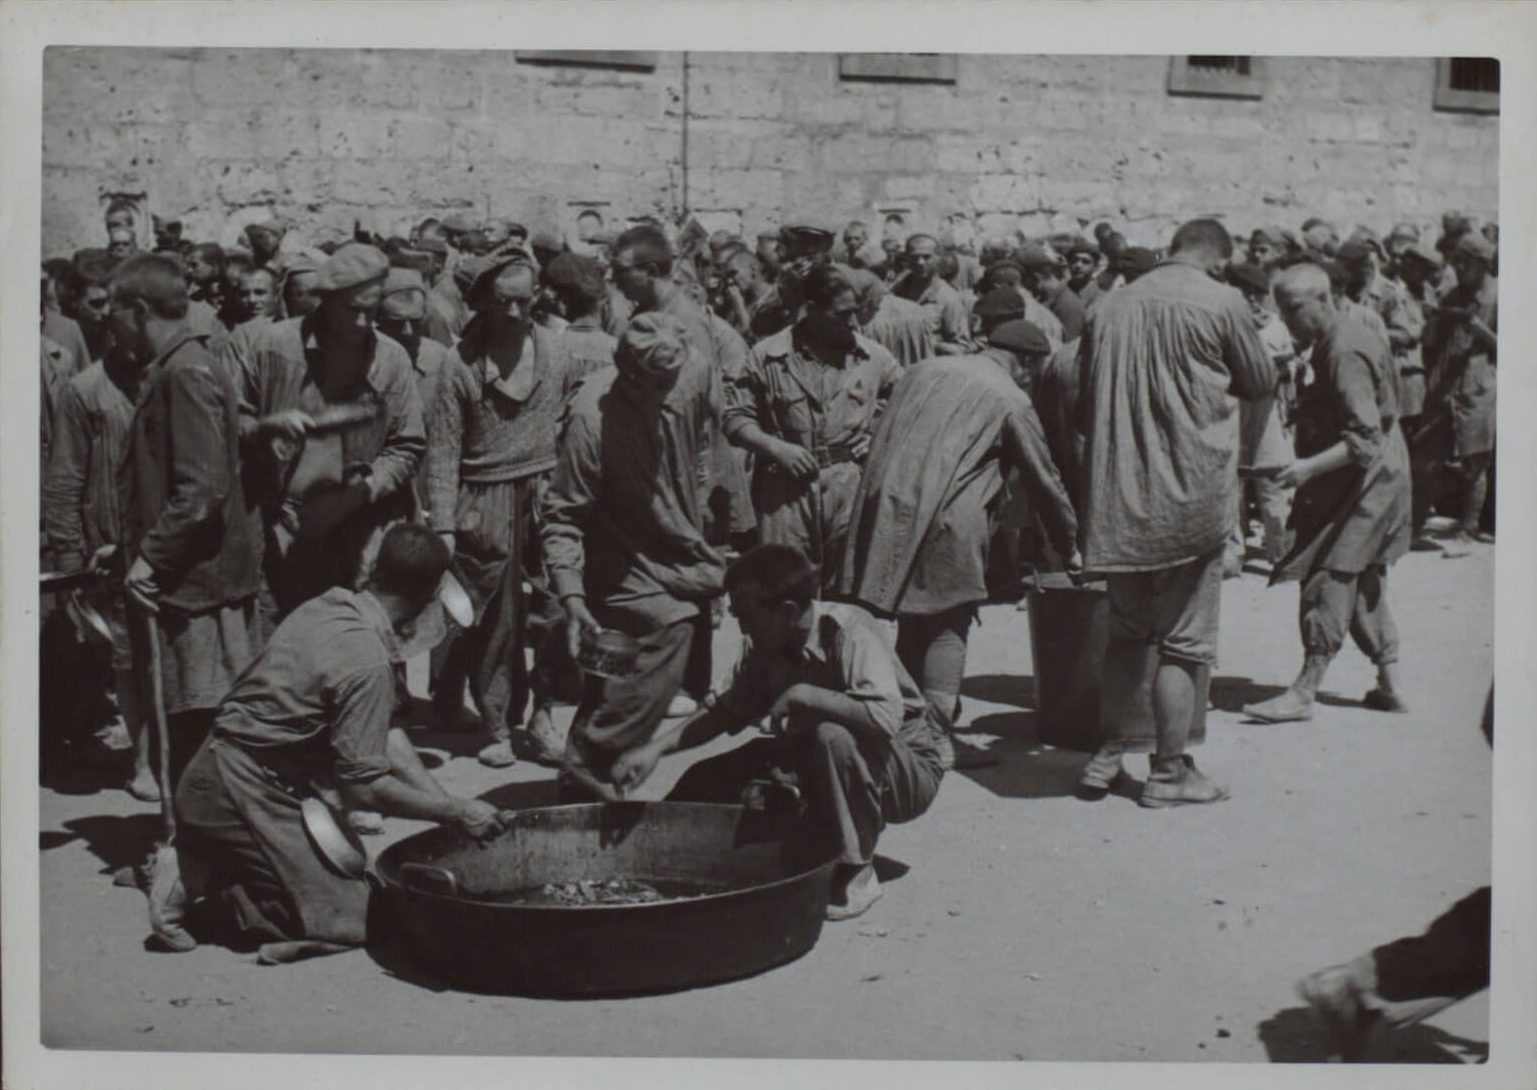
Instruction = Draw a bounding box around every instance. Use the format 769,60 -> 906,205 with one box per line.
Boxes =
1167,56 -> 1266,99
1434,58 -> 1499,114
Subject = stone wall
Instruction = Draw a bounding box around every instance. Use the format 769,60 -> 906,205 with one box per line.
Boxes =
42,48 -> 1499,256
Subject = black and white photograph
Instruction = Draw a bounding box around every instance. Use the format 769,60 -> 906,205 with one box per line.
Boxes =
4,3 -> 1535,1088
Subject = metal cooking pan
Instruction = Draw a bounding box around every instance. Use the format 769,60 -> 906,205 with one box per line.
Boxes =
371,802 -> 836,996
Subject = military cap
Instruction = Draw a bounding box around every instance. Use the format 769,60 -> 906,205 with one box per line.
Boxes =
972,286 -> 1028,320
778,225 -> 835,258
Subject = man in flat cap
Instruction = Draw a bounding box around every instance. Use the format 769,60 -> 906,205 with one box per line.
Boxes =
376,267 -> 449,457
1300,217 -> 1339,263
842,319 -> 1079,769
975,260 -> 1063,348
1247,226 -> 1296,276
1243,263 -> 1412,724
1075,219 -> 1273,807
1415,232 -> 1497,558
725,264 -> 901,592
426,251 -> 576,767
1018,244 -> 1087,343
244,218 -> 288,271
277,249 -> 327,321
236,242 -> 426,629
1382,222 -> 1421,283
891,234 -> 971,355
543,312 -> 730,800
746,224 -> 836,340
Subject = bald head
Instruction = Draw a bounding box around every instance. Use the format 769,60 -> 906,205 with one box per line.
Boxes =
1271,262 -> 1335,346
1272,262 -> 1330,304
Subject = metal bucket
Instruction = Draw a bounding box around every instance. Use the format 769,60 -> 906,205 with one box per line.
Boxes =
371,802 -> 836,996
1028,578 -> 1207,753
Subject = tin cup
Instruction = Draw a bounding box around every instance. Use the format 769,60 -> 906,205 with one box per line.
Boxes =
577,627 -> 642,679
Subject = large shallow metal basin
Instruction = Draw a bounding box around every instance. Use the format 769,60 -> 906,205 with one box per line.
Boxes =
371,802 -> 836,996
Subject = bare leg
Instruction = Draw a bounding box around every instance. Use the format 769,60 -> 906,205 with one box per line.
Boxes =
386,727 -> 449,798
1152,657 -> 1198,760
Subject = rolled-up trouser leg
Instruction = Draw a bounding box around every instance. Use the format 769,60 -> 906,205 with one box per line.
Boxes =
1299,568 -> 1355,661
1347,564 -> 1399,665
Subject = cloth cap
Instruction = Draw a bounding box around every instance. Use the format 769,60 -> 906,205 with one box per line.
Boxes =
1387,222 -> 1421,245
380,267 -> 428,320
988,319 -> 1051,356
1062,237 -> 1099,257
1335,239 -> 1373,267
247,217 -> 289,237
412,236 -> 449,257
1226,263 -> 1271,296
459,250 -> 538,305
1015,244 -> 1063,270
529,229 -> 564,256
1347,227 -> 1384,258
389,248 -> 437,276
442,212 -> 479,234
972,286 -> 1028,320
1249,225 -> 1288,248
1398,242 -> 1441,268
277,247 -> 327,277
1453,232 -> 1495,264
615,312 -> 689,380
316,243 -> 390,292
1118,247 -> 1159,276
778,225 -> 835,258
542,252 -> 605,298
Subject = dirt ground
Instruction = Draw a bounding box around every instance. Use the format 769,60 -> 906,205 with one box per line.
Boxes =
36,540 -> 1493,1063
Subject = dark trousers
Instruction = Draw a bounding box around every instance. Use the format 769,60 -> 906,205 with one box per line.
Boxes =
1353,887 -> 1491,1027
895,606 -> 974,726
667,722 -> 943,866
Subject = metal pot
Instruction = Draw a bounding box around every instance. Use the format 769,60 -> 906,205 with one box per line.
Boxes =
371,802 -> 836,996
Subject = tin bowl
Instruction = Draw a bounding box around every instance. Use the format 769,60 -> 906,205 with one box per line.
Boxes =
576,627 -> 641,679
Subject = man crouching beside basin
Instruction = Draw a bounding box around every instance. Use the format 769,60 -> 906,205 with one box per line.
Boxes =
611,545 -> 950,921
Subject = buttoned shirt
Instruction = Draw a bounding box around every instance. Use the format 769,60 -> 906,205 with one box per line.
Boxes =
214,587 -> 398,783
542,352 -> 727,631
713,601 -> 935,747
726,325 -> 901,455
892,273 -> 971,349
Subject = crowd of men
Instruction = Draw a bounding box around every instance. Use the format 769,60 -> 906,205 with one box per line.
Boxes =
38,195 -> 1496,1019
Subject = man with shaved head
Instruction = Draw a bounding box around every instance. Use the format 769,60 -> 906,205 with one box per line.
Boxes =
891,233 -> 971,354
1076,218 -> 1274,807
1243,263 -> 1411,724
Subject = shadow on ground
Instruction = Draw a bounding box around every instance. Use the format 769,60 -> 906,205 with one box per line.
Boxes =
1210,676 -> 1360,715
960,674 -> 1036,710
1257,1006 -> 1487,1063
41,813 -> 161,875
953,711 -> 1098,800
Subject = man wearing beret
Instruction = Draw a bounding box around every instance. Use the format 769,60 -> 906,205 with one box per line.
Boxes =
375,267 -> 449,469
1247,226 -> 1295,276
543,313 -> 730,800
747,224 -> 836,340
236,242 -> 427,627
1076,219 -> 1274,806
891,234 -> 972,355
725,264 -> 901,592
426,251 -> 576,767
842,319 -> 1080,768
612,223 -> 756,557
975,260 -> 1064,347
1415,232 -> 1497,558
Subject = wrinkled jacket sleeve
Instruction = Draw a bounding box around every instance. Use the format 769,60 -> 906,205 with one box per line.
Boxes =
1334,349 -> 1387,467
367,357 -> 426,499
722,343 -> 769,443
540,401 -> 600,601
1003,398 -> 1079,559
138,363 -> 231,575
1222,295 -> 1277,401
42,380 -> 90,570
424,365 -> 464,532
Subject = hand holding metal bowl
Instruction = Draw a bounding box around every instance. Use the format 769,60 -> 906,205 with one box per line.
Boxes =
576,626 -> 642,679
